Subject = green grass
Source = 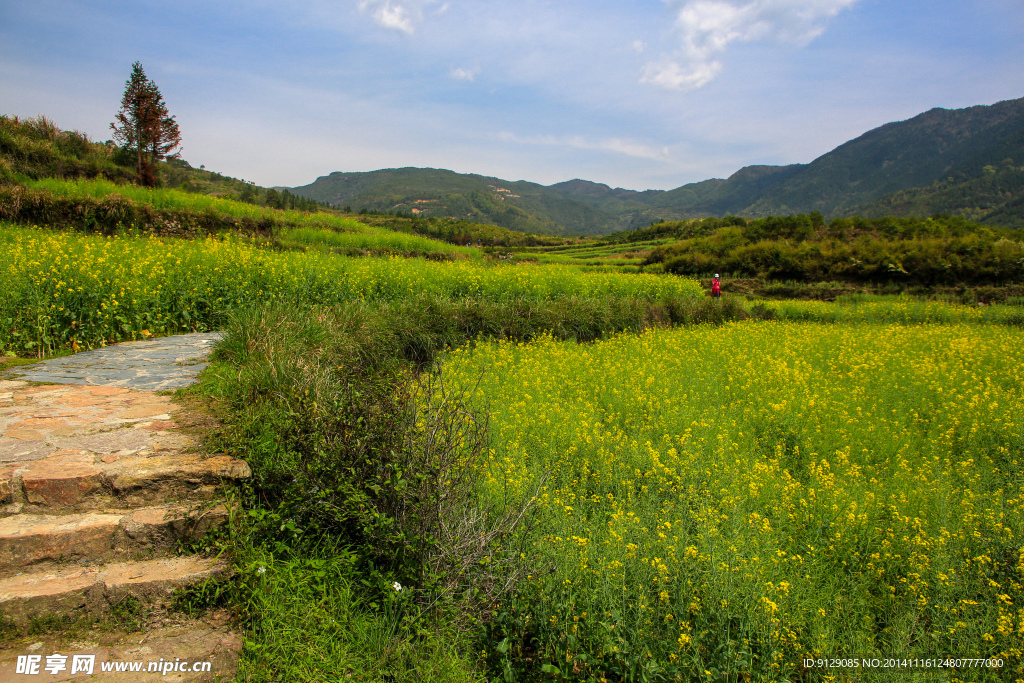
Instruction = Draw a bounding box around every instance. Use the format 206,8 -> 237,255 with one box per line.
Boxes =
230,548 -> 485,682
25,177 -> 370,232
748,295 -> 1024,325
521,240 -> 661,270
18,178 -> 492,259
279,225 -> 481,258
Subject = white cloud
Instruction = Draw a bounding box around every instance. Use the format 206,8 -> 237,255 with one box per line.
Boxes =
641,58 -> 722,90
600,138 -> 672,161
642,0 -> 858,90
450,66 -> 478,81
357,0 -> 438,34
499,131 -> 671,162
632,40 -> 646,53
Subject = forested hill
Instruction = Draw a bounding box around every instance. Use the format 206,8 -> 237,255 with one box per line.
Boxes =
289,168 -> 619,237
291,95 -> 1024,236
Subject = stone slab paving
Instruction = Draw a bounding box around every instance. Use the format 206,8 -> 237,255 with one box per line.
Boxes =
0,504 -> 230,578
9,333 -> 223,392
0,334 -> 246,679
0,555 -> 229,621
0,380 -> 249,511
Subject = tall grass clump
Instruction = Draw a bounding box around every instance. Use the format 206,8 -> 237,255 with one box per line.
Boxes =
442,323 -> 1024,681
232,549 -> 484,681
0,115 -> 135,183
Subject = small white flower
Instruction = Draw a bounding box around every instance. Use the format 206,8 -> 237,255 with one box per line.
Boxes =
257,566 -> 266,575
393,581 -> 402,592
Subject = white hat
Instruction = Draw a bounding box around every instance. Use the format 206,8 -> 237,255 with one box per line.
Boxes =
715,274 -> 719,278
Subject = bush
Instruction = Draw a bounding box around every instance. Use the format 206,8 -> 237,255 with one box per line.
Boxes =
212,302 -> 545,635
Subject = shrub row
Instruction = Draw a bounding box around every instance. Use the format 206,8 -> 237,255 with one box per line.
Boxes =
659,231 -> 1024,284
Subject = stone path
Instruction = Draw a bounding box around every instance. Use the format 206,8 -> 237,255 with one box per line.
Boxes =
0,335 -> 247,682
11,333 -> 223,392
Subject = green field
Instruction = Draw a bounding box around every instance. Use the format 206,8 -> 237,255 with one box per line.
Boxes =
276,225 -> 481,259
2,213 -> 1021,682
514,239 -> 669,271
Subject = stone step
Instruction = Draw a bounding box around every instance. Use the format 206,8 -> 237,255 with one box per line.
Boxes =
0,556 -> 230,628
1,382 -> 250,515
0,608 -> 240,682
0,505 -> 229,579
2,452 -> 249,515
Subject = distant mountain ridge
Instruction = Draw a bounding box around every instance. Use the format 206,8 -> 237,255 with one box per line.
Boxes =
292,96 -> 1024,235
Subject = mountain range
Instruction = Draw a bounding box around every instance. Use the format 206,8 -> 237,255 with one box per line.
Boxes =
291,96 -> 1024,236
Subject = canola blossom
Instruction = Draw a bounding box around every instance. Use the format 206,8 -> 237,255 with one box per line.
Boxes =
0,224 -> 702,354
442,323 -> 1024,680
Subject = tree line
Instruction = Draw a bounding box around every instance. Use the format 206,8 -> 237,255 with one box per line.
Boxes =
637,213 -> 1024,284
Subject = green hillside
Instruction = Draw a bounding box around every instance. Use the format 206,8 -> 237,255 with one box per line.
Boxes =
856,161 -> 1024,227
291,167 -> 619,236
293,96 -> 1024,235
0,113 -> 327,213
0,114 -> 561,254
743,97 -> 1024,216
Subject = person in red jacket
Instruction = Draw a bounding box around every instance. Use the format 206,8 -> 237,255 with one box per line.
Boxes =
711,274 -> 722,299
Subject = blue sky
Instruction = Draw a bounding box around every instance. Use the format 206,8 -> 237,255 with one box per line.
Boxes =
2,0 -> 1022,190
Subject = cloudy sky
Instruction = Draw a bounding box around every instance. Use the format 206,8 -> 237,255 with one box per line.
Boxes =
2,0 -> 1022,190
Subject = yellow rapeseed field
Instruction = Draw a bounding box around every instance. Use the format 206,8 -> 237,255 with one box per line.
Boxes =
443,322 -> 1023,681
0,224 -> 702,355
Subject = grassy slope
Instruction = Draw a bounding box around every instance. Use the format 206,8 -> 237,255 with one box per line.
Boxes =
0,114 -> 135,183
345,211 -> 570,248
1,114 -> 558,252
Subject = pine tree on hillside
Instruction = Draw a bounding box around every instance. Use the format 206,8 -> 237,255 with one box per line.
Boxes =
110,62 -> 181,186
